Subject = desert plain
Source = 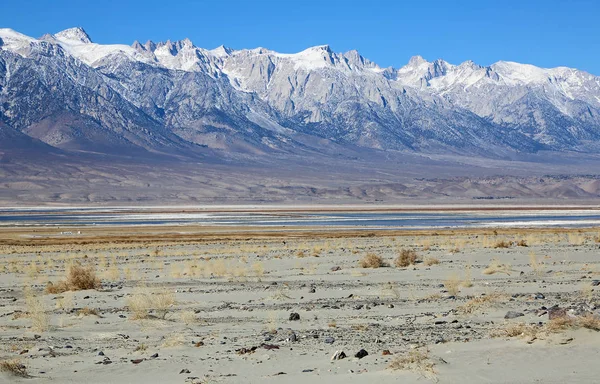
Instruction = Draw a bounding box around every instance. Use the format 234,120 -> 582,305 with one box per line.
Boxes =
1,209 -> 600,383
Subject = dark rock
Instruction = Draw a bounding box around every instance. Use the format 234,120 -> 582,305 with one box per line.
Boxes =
302,369 -> 314,373
150,353 -> 159,359
382,350 -> 391,355
324,337 -> 335,344
131,359 -> 144,364
179,369 -> 191,374
534,293 -> 545,300
355,349 -> 368,359
331,266 -> 341,272
504,311 -> 525,319
289,313 -> 300,321
98,351 -> 105,356
548,307 -> 567,320
308,288 -> 316,293
592,280 -> 600,287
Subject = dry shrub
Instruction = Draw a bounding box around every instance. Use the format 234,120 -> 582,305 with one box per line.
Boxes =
25,288 -> 49,332
482,259 -> 512,275
180,310 -> 198,325
161,333 -> 185,348
457,293 -> 503,314
516,239 -> 528,247
423,257 -> 440,266
493,314 -> 600,339
545,316 -> 575,333
127,287 -> 175,320
444,274 -> 462,296
0,359 -> 28,377
491,322 -> 540,339
389,349 -> 436,379
462,266 -> 473,288
395,248 -> 418,268
77,307 -> 100,317
359,253 -> 384,268
577,314 -> 600,331
529,251 -> 542,275
46,262 -> 100,294
493,240 -> 512,249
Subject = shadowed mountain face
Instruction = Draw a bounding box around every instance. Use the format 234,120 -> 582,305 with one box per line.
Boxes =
1,27 -> 600,203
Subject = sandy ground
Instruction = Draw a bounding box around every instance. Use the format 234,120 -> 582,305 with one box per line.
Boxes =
1,225 -> 600,383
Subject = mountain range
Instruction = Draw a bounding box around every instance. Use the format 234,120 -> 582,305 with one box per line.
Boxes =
1,27 -> 600,203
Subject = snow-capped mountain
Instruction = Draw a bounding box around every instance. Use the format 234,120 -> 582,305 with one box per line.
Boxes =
2,27 -> 600,159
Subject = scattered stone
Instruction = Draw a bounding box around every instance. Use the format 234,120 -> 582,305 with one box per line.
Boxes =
289,313 -> 300,321
534,293 -> 545,300
388,304 -> 394,308
560,337 -> 574,345
194,341 -> 204,347
131,359 -> 144,364
308,288 -> 316,293
179,369 -> 191,374
262,344 -> 280,350
355,349 -> 368,359
434,320 -> 447,325
331,266 -> 341,272
236,346 -> 258,355
331,350 -> 347,360
504,311 -> 525,319
98,351 -> 105,356
150,353 -> 159,359
382,350 -> 391,356
288,333 -> 297,342
592,280 -> 600,287
324,337 -> 335,344
302,369 -> 314,373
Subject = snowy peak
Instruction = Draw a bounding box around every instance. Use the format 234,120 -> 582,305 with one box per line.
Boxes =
54,27 -> 92,44
0,28 -> 37,50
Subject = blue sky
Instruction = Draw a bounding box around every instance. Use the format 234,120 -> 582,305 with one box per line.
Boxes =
1,0 -> 599,74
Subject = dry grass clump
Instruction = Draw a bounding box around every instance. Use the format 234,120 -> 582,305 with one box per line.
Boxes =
0,359 -> 28,377
482,259 -> 512,275
457,293 -> 503,314
180,310 -> 198,325
444,274 -> 462,296
423,257 -> 440,266
127,287 -> 176,320
389,349 -> 436,380
25,288 -> 49,332
394,248 -> 419,268
77,307 -> 100,317
491,322 -> 540,339
359,253 -> 385,268
493,314 -> 600,340
46,263 -> 100,294
493,240 -> 512,249
577,314 -> 600,331
515,239 -> 528,247
161,333 -> 185,348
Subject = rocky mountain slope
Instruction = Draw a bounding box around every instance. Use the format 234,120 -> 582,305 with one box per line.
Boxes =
1,27 -> 600,160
